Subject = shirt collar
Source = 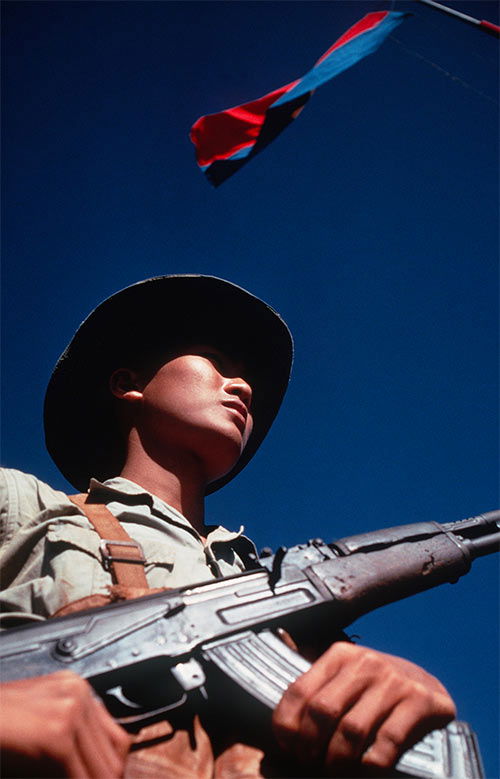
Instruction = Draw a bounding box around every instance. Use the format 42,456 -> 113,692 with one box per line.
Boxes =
89,476 -> 155,502
87,476 -> 248,544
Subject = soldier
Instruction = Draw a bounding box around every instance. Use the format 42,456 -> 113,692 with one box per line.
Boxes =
0,275 -> 455,777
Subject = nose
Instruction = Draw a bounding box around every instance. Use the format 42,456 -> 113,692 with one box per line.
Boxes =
225,377 -> 252,409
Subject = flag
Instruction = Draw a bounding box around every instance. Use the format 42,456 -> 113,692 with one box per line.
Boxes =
190,11 -> 409,186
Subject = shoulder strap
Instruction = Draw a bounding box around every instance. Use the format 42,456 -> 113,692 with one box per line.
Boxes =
69,494 -> 148,588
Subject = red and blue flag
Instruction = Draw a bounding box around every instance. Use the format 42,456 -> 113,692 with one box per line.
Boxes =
190,11 -> 409,186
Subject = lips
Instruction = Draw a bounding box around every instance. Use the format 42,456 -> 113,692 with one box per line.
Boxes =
222,399 -> 249,432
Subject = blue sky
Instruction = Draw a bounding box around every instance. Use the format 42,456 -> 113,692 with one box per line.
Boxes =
2,1 -> 498,775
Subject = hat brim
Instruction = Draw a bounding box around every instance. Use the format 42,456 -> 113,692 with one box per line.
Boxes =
44,275 -> 293,494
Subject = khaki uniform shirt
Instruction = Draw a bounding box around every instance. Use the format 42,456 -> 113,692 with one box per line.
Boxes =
0,468 -> 257,626
0,469 -> 310,777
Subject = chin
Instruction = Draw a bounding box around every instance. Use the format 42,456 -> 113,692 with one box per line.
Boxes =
202,436 -> 246,484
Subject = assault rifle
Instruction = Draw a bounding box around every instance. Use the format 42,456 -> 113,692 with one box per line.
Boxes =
1,511 -> 499,778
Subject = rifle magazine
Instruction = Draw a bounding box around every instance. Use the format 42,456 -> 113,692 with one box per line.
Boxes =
394,721 -> 485,779
201,629 -> 311,709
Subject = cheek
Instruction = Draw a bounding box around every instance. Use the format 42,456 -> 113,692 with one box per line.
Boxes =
169,358 -> 219,389
144,362 -> 219,415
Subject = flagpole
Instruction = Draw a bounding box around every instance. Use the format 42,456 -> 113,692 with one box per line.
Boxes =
417,0 -> 500,37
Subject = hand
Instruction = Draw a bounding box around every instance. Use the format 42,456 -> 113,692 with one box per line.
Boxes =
272,641 -> 456,776
0,671 -> 131,778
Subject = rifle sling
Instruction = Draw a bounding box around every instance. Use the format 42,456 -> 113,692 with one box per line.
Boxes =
69,494 -> 148,588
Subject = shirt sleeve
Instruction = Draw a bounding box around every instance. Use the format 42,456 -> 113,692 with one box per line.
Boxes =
0,468 -> 43,546
0,469 -> 111,624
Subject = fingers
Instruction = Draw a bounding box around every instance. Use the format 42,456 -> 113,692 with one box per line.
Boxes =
0,672 -> 131,779
273,642 -> 377,757
360,694 -> 455,771
78,698 -> 131,778
276,656 -> 375,761
272,642 -> 456,775
322,673 -> 402,768
65,679 -> 131,779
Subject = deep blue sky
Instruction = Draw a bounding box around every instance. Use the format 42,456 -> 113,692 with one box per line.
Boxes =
2,1 -> 498,775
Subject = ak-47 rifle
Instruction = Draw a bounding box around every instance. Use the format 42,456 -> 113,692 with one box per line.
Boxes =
1,511 -> 499,778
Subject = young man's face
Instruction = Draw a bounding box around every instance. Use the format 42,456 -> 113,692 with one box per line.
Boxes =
135,345 -> 254,485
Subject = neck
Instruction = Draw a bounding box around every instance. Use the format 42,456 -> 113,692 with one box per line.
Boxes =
119,435 -> 208,535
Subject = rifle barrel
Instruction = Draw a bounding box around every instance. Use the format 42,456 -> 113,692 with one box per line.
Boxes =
462,533 -> 500,559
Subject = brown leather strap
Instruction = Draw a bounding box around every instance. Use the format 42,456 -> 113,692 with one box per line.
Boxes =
52,593 -> 113,618
69,494 -> 148,588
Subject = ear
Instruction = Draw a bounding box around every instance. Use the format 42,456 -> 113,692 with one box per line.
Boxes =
109,368 -> 143,402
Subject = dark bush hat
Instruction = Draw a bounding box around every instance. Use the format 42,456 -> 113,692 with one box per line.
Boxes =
44,275 -> 293,494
